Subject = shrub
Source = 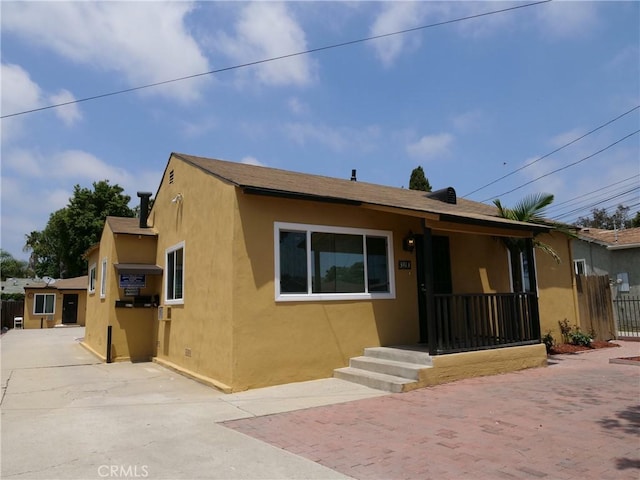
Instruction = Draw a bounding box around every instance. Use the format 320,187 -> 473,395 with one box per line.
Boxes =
568,328 -> 592,347
542,331 -> 555,353
558,319 -> 571,344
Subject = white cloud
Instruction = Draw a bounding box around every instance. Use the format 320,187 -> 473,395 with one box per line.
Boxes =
287,97 -> 309,116
369,2 -> 426,67
548,128 -> 585,149
181,118 -> 218,138
2,2 -> 210,102
48,90 -> 82,126
451,110 -> 485,132
534,1 -> 599,38
283,122 -> 380,153
1,63 -> 42,143
241,156 -> 265,167
406,133 -> 454,160
217,2 -> 315,86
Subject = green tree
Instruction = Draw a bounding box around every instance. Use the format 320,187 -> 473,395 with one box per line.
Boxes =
494,193 -> 573,292
0,249 -> 29,280
409,166 -> 432,192
24,181 -> 135,278
576,204 -> 638,229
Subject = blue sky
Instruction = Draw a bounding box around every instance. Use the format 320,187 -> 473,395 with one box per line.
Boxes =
2,1 -> 639,261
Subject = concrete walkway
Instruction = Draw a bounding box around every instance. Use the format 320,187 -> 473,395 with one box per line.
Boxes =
1,328 -> 383,479
2,328 -> 639,480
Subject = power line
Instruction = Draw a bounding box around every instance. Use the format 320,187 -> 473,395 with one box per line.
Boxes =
549,185 -> 640,219
481,129 -> 640,201
462,105 -> 640,198
1,0 -> 551,119
551,186 -> 640,221
545,174 -> 639,212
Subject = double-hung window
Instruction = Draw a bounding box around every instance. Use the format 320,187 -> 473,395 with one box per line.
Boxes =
34,293 -> 55,315
89,264 -> 97,293
100,258 -> 107,298
165,242 -> 185,304
275,222 -> 395,301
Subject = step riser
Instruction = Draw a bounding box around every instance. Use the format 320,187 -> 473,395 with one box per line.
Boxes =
364,347 -> 432,366
350,357 -> 421,380
334,369 -> 406,393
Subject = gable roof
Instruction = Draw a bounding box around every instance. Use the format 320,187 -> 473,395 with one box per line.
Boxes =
577,227 -> 640,250
172,153 -> 549,234
106,217 -> 157,236
23,275 -> 88,291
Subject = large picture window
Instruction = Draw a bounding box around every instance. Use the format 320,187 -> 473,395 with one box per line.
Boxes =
165,242 -> 184,304
275,222 -> 395,301
34,293 -> 55,315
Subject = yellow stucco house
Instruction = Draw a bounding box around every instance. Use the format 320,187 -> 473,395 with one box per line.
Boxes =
23,276 -> 88,329
83,153 -> 580,392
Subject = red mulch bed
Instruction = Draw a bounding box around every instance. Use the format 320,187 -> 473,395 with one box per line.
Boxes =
549,341 -> 621,355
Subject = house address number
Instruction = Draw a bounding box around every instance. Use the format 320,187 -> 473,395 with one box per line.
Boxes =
398,260 -> 411,270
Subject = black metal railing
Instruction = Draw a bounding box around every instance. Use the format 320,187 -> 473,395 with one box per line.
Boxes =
613,295 -> 640,338
429,292 -> 540,355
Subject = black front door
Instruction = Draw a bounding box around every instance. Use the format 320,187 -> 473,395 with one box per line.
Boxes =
415,235 -> 452,343
62,294 -> 78,324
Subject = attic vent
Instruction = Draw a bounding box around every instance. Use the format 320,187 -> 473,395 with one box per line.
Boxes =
169,170 -> 174,184
426,187 -> 457,205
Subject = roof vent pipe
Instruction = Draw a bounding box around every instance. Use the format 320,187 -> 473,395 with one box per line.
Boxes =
351,169 -> 357,182
137,191 -> 152,228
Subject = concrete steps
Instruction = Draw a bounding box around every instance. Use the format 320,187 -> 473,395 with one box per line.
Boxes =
334,346 -> 433,393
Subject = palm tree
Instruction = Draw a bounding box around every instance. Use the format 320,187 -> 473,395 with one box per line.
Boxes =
493,193 -> 573,292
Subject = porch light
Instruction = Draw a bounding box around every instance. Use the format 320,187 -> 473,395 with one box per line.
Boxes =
403,232 -> 415,252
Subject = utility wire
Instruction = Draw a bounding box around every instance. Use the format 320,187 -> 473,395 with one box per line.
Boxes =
1,0 -> 551,119
545,174 -> 640,212
548,182 -> 640,217
549,186 -> 640,219
462,105 -> 640,198
481,129 -> 640,201
551,186 -> 640,220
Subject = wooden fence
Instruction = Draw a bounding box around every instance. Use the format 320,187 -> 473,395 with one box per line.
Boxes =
575,275 -> 616,341
1,300 -> 25,330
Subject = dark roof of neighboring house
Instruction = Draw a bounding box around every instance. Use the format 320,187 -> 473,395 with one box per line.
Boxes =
172,152 -> 549,233
577,227 -> 640,249
106,217 -> 157,236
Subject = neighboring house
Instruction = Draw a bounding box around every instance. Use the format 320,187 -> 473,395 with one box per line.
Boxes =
1,278 -> 37,295
23,276 -> 88,329
572,227 -> 640,297
83,152 -> 580,392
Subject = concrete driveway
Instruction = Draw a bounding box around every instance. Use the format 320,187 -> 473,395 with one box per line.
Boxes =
1,327 -> 383,480
2,327 -> 639,480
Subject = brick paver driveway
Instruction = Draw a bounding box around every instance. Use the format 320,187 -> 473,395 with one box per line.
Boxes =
224,342 -> 640,480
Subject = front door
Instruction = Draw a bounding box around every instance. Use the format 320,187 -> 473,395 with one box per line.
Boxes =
62,294 -> 78,324
415,235 -> 452,343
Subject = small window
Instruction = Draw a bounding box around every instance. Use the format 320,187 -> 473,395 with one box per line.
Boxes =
275,222 -> 395,301
573,259 -> 586,276
100,258 -> 108,298
34,293 -> 55,315
89,264 -> 97,293
165,242 -> 185,304
617,272 -> 630,293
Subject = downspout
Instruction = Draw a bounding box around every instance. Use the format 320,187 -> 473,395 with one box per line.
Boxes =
422,219 -> 437,354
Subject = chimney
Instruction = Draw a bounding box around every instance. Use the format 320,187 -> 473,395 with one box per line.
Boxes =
351,169 -> 357,182
137,191 -> 152,228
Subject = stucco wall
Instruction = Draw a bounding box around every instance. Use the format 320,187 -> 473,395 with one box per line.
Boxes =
573,240 -> 640,296
536,232 -> 580,339
83,224 -> 159,361
150,157 -> 235,389
23,286 -> 87,329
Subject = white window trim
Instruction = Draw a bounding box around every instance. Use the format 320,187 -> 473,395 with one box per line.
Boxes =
573,259 -> 587,276
100,257 -> 108,298
274,222 -> 396,302
165,241 -> 185,305
88,263 -> 97,294
507,249 -> 538,296
33,293 -> 56,315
